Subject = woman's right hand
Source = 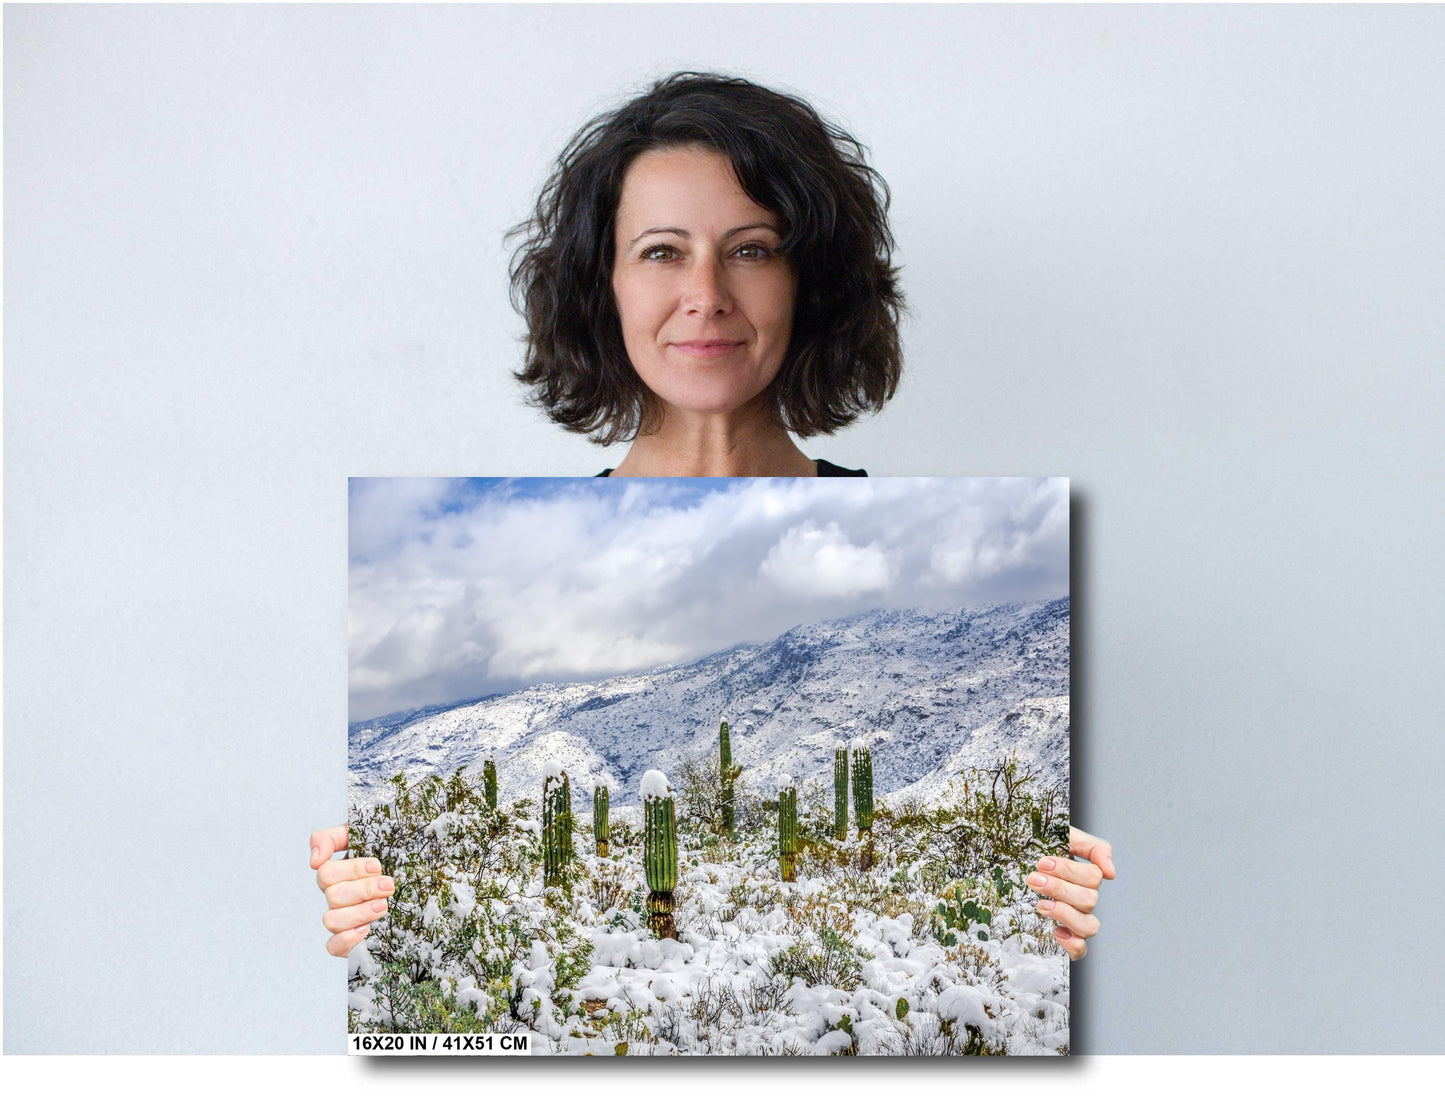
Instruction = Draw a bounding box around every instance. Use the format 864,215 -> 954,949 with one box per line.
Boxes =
310,825 -> 394,957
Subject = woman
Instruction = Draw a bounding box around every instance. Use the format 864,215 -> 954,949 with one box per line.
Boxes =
313,72 -> 1114,961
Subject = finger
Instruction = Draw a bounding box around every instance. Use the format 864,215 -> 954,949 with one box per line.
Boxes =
1034,854 -> 1103,890
1026,867 -> 1099,914
323,897 -> 390,935
316,855 -> 383,891
327,923 -> 371,959
1035,897 -> 1099,939
324,874 -> 396,909
1053,925 -> 1086,961
310,825 -> 349,870
1069,827 -> 1116,880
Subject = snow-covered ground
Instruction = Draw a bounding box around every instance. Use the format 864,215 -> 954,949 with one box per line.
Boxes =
347,597 -> 1069,1056
347,796 -> 1069,1056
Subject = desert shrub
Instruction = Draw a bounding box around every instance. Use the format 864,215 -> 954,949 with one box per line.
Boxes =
767,927 -> 871,991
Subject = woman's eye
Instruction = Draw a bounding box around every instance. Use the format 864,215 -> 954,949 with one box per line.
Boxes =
734,243 -> 774,260
641,244 -> 678,262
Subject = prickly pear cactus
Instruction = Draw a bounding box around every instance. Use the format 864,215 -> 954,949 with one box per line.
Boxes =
593,782 -> 610,857
833,747 -> 849,841
778,776 -> 799,882
642,770 -> 678,939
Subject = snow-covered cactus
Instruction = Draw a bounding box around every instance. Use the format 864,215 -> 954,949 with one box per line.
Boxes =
852,740 -> 875,870
482,758 -> 497,810
719,719 -> 736,836
542,764 -> 571,887
833,747 -> 849,841
642,770 -> 678,939
777,775 -> 799,882
593,781 -> 610,857
851,743 -> 875,832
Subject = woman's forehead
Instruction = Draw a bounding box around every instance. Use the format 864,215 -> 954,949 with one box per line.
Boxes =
615,147 -> 778,233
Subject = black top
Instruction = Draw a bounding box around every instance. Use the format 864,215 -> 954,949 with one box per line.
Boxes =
596,458 -> 867,478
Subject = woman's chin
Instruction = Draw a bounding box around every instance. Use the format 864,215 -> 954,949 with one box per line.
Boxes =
650,382 -> 774,422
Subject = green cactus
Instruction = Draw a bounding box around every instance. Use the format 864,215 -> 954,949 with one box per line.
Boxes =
852,743 -> 875,869
833,747 -> 849,841
643,773 -> 678,939
935,885 -> 993,943
482,758 -> 497,810
1031,807 -> 1043,841
778,781 -> 799,882
719,720 -> 737,837
542,768 -> 571,887
895,997 -> 910,1020
593,783 -> 610,857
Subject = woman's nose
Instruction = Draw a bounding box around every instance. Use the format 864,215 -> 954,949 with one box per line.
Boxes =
682,258 -> 732,317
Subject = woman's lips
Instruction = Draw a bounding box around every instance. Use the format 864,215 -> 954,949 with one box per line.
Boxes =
669,340 -> 744,356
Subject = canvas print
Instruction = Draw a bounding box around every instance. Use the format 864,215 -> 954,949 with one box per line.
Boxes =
347,476 -> 1070,1055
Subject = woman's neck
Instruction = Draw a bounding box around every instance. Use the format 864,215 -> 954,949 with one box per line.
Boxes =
610,401 -> 817,477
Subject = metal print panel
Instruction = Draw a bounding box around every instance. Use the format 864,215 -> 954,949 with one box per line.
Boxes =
347,476 -> 1070,1055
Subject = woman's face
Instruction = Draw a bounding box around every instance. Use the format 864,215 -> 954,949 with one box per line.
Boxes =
611,146 -> 797,421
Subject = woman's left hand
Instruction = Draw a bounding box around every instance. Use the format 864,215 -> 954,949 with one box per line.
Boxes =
1027,827 -> 1115,960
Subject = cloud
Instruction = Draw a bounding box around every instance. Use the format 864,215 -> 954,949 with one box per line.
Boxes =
758,520 -> 894,598
348,477 -> 1068,720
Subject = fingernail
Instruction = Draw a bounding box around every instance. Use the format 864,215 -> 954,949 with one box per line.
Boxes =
371,899 -> 388,914
1038,858 -> 1056,871
1028,873 -> 1048,889
366,860 -> 381,874
311,846 -> 320,864
1054,927 -> 1072,940
1037,899 -> 1055,911
379,877 -> 394,892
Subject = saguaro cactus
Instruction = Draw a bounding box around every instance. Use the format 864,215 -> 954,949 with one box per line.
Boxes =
482,758 -> 497,810
852,740 -> 875,870
778,775 -> 799,882
542,764 -> 571,887
560,771 -> 575,859
641,770 -> 678,939
833,747 -> 849,841
719,720 -> 736,837
593,781 -> 610,857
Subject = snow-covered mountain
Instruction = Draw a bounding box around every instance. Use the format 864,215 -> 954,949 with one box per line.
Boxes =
349,598 -> 1069,807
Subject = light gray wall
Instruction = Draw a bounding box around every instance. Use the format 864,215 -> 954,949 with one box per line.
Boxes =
6,4 -> 1442,1053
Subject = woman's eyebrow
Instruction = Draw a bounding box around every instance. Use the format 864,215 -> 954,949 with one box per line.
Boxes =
626,222 -> 780,249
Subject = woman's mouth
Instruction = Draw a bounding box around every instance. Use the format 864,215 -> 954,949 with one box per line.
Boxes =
669,339 -> 744,357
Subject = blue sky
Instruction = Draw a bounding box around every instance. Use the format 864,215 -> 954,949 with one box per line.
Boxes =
348,476 -> 1068,720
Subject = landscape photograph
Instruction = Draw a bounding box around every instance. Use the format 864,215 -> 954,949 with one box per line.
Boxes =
347,476 -> 1071,1055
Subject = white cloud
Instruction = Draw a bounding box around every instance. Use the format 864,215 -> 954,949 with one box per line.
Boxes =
758,520 -> 895,598
348,477 -> 1068,720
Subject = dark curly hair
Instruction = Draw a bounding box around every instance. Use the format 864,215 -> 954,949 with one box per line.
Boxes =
508,72 -> 904,446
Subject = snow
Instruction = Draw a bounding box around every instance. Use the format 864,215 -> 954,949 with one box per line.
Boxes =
349,599 -> 1070,809
448,880 -> 476,920
423,811 -> 457,844
346,597 -> 1071,1055
640,769 -> 673,801
815,1029 -> 854,1055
